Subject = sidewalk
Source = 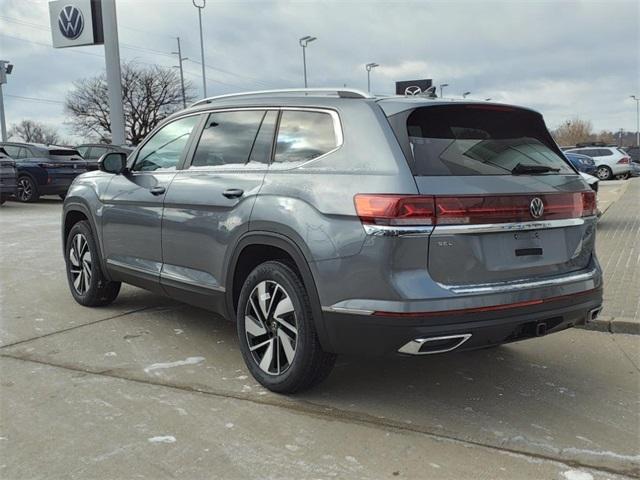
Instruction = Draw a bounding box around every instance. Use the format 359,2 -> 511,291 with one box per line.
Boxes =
587,177 -> 640,334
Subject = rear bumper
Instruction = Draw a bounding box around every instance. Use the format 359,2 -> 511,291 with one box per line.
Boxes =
321,287 -> 603,355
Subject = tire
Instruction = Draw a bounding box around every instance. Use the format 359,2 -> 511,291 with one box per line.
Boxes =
16,176 -> 39,202
64,220 -> 121,307
595,166 -> 612,181
237,260 -> 336,393
616,173 -> 630,180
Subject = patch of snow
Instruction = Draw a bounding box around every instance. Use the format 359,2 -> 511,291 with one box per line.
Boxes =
173,329 -> 184,335
236,375 -> 248,380
285,444 -> 300,452
561,470 -> 593,480
225,423 -> 234,429
148,436 -> 176,444
345,456 -> 358,463
143,356 -> 205,373
104,352 -> 117,357
429,463 -> 441,469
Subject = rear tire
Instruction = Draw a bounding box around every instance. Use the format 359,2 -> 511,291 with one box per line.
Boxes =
65,220 -> 121,307
237,260 -> 336,393
16,176 -> 39,202
595,166 -> 612,181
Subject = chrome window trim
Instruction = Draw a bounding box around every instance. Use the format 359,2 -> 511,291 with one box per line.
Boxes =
432,217 -> 592,235
362,224 -> 434,237
438,267 -> 599,295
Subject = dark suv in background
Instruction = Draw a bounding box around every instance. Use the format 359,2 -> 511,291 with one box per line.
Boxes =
62,89 -> 603,393
0,147 -> 17,204
0,142 -> 87,202
76,144 -> 133,171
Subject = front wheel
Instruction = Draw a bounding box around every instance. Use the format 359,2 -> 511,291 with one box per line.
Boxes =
237,261 -> 336,393
595,166 -> 612,181
65,221 -> 121,306
16,176 -> 39,202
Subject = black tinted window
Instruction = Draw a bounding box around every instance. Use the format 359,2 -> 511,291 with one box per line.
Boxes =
2,146 -> 21,158
274,111 -> 337,163
399,106 -> 572,176
191,111 -> 266,168
597,149 -> 613,157
134,115 -> 199,172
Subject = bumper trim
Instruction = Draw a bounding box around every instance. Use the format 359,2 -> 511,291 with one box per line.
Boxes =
398,333 -> 472,355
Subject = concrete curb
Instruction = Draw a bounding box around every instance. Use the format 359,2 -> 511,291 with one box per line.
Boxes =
579,316 -> 640,335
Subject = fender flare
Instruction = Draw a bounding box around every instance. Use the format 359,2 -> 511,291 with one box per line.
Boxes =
224,231 -> 334,353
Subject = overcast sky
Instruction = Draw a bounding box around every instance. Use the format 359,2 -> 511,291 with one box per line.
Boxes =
1,0 -> 638,142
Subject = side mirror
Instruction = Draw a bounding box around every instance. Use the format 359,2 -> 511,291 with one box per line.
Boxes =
99,152 -> 127,174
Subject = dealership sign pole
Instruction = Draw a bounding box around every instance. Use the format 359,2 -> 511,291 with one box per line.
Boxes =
49,0 -> 126,145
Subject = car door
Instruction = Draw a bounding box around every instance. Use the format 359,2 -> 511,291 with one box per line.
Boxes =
160,109 -> 277,311
102,114 -> 201,292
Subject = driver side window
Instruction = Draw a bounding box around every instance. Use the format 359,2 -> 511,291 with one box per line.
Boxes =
132,116 -> 200,172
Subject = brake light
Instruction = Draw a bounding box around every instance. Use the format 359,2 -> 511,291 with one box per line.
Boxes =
354,195 -> 435,225
617,157 -> 630,164
355,192 -> 596,226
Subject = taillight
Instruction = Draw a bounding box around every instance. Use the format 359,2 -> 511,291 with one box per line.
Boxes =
617,157 -> 630,164
355,192 -> 596,226
354,195 -> 435,226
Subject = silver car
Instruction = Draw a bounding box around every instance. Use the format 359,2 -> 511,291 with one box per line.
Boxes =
62,89 -> 603,393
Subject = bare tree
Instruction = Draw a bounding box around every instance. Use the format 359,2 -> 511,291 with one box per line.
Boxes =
8,120 -> 60,144
551,118 -> 594,147
65,62 -> 194,145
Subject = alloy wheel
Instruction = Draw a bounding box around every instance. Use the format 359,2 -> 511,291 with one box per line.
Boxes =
596,167 -> 610,180
68,233 -> 92,295
244,280 -> 298,375
17,178 -> 33,202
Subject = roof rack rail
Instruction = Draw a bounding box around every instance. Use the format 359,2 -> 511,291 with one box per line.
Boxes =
189,88 -> 373,107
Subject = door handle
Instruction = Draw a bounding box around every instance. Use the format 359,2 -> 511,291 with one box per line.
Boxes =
149,186 -> 166,196
223,188 -> 244,199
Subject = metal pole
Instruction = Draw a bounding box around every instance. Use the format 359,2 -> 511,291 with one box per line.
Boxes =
193,0 -> 207,98
636,98 -> 639,147
175,37 -> 187,109
0,83 -> 6,142
101,0 -> 126,146
302,44 -> 307,88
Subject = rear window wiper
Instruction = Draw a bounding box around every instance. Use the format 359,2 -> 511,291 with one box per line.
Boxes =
511,163 -> 560,175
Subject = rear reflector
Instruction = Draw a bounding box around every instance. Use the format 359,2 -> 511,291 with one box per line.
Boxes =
355,191 -> 596,226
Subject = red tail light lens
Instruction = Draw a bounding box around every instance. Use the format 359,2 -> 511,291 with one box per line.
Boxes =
355,192 -> 596,226
354,195 -> 435,225
617,157 -> 630,164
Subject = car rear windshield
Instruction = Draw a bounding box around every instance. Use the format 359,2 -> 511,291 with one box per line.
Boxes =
389,105 -> 573,176
48,149 -> 80,157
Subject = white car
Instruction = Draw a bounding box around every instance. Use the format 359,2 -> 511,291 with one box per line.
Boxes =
565,146 -> 632,180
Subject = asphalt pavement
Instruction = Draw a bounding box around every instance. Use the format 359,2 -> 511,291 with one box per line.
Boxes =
0,197 -> 638,480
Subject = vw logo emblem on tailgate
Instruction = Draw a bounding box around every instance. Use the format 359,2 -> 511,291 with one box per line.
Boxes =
529,197 -> 544,219
58,5 -> 84,40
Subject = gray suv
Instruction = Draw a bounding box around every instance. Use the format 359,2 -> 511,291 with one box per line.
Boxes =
62,89 -> 603,393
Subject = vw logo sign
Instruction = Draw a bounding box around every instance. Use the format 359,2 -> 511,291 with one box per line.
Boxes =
58,5 -> 84,40
404,86 -> 422,96
529,197 -> 544,219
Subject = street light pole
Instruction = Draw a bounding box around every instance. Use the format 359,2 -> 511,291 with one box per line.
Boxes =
0,60 -> 12,142
193,0 -> 207,98
173,37 -> 188,109
439,83 -> 449,99
365,63 -> 379,93
299,36 -> 316,88
631,95 -> 640,147
101,0 -> 126,146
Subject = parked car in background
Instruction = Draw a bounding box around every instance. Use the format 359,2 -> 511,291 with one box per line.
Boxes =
623,146 -> 640,177
0,142 -> 87,202
62,89 -> 602,393
564,145 -> 631,180
0,147 -> 17,205
76,144 -> 133,170
565,152 -> 597,176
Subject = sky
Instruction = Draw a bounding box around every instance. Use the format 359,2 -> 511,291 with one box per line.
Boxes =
1,0 -> 639,142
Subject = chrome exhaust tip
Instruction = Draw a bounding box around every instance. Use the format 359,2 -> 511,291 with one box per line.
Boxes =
398,333 -> 472,355
587,306 -> 603,322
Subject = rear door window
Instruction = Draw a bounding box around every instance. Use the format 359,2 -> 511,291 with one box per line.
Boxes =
89,146 -> 109,159
391,105 -> 573,176
274,110 -> 338,163
190,110 -> 268,168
